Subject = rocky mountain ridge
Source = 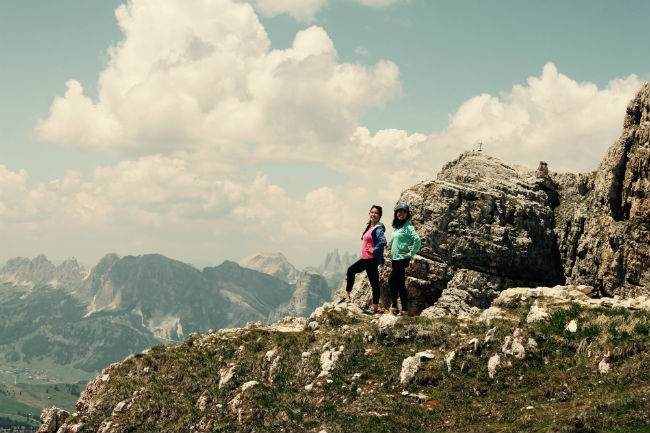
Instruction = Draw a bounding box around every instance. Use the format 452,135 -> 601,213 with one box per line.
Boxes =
0,255 -> 88,291
0,253 -> 333,383
340,83 -> 649,316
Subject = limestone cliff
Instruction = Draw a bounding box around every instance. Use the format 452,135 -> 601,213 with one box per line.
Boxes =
340,83 -> 649,315
555,82 -> 650,296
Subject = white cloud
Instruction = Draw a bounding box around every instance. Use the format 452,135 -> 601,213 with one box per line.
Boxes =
35,0 -> 400,161
437,63 -> 642,172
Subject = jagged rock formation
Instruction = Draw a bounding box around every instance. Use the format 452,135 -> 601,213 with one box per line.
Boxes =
41,286 -> 649,433
340,83 -> 650,315
318,249 -> 356,290
555,82 -> 650,296
239,252 -> 299,283
0,254 -> 86,290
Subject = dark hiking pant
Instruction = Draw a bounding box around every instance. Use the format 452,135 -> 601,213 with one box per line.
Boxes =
389,258 -> 410,311
346,258 -> 380,304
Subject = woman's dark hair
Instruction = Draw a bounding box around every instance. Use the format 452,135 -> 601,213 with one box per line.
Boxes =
361,205 -> 382,239
392,208 -> 411,229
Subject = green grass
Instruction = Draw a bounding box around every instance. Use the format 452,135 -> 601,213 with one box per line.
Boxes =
0,381 -> 84,429
53,300 -> 650,433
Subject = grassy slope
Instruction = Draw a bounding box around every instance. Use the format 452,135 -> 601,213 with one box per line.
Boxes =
60,300 -> 650,432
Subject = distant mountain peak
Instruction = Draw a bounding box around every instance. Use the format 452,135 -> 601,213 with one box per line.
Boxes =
0,254 -> 56,289
239,252 -> 299,283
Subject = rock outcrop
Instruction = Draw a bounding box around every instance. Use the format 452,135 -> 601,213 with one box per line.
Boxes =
340,151 -> 565,315
36,406 -> 70,433
340,83 -> 650,314
555,82 -> 650,296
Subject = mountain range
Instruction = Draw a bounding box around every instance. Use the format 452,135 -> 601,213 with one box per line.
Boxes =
0,251 -> 345,385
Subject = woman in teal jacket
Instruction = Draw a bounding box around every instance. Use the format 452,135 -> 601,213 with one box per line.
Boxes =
344,205 -> 387,314
389,203 -> 420,316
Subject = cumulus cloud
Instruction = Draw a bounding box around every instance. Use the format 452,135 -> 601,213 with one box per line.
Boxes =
34,0 -> 400,160
437,63 -> 642,172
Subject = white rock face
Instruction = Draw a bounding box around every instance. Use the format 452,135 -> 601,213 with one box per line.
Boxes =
309,302 -> 364,321
112,400 -> 128,415
484,327 -> 497,344
318,346 -> 344,377
267,317 -> 308,333
67,423 -> 84,433
495,285 -> 650,311
241,380 -> 259,392
502,328 -> 526,359
219,365 -> 236,389
264,350 -> 277,363
479,306 -> 509,324
598,360 -> 611,374
565,320 -> 578,333
377,314 -> 399,331
37,406 -> 70,433
445,351 -> 456,372
196,393 -> 209,411
400,350 -> 435,384
488,354 -> 501,378
467,338 -> 480,354
526,302 -> 550,323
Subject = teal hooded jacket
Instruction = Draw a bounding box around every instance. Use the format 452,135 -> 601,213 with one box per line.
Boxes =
390,221 -> 421,261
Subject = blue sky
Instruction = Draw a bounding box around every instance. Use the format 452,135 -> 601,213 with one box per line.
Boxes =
0,0 -> 648,269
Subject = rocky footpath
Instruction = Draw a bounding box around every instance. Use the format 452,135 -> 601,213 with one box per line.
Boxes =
38,286 -> 648,433
339,83 -> 649,315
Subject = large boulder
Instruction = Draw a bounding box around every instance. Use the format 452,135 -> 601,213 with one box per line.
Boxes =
338,151 -> 565,314
388,151 -> 564,314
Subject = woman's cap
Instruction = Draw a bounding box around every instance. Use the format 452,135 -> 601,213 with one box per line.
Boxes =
396,203 -> 409,212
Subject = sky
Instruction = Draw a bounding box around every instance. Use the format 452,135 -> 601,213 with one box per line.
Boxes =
0,0 -> 648,270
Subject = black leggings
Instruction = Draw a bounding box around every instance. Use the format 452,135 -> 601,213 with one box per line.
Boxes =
346,258 -> 380,304
389,258 -> 410,310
